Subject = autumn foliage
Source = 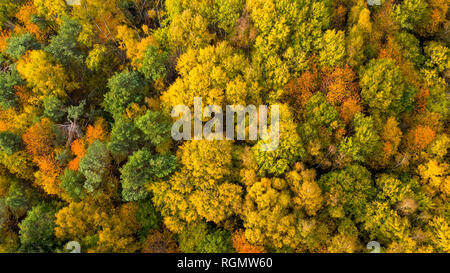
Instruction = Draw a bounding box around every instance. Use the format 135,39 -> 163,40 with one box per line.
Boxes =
0,0 -> 448,254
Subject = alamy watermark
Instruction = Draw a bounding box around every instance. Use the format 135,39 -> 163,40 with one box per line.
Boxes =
367,0 -> 381,6
171,97 -> 279,151
66,0 -> 81,6
66,241 -> 81,253
366,241 -> 381,253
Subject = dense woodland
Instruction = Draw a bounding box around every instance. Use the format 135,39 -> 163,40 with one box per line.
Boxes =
0,0 -> 449,253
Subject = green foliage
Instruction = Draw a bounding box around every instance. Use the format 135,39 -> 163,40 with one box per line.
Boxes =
167,9 -> 214,52
253,134 -> 305,177
18,203 -> 59,253
0,66 -> 22,110
43,96 -> 66,122
135,198 -> 162,242
4,33 -> 40,60
318,165 -> 376,223
210,0 -> 244,34
60,169 -> 85,202
104,70 -> 147,118
44,15 -> 83,67
120,149 -> 177,202
138,45 -> 168,82
79,140 -> 110,193
135,110 -> 172,147
248,0 -> 332,82
306,92 -> 341,130
5,177 -> 36,217
253,109 -> 305,176
0,131 -> 23,155
197,229 -> 233,253
85,44 -> 118,74
107,117 -> 141,162
392,0 -> 430,31
178,222 -> 233,253
178,222 -> 209,253
339,113 -> 381,163
0,0 -> 448,254
359,59 -> 416,118
394,32 -> 425,67
67,100 -> 85,121
0,0 -> 25,29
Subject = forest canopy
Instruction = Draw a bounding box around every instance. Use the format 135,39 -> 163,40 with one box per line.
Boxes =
0,0 -> 449,253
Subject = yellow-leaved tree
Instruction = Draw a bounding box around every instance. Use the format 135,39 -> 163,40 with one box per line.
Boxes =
151,140 -> 242,233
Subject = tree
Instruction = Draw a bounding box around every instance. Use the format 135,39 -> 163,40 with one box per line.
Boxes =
247,0 -> 332,81
319,29 -> 346,68
177,222 -> 233,253
197,229 -> 233,253
17,50 -> 71,101
68,138 -> 86,171
161,42 -> 261,109
55,196 -> 140,252
14,1 -> 48,41
151,140 -> 242,233
287,168 -> 323,217
418,159 -> 449,197
0,131 -> 23,155
135,198 -> 162,242
22,118 -> 56,158
137,45 -> 169,82
78,140 -> 110,193
0,150 -> 35,181
424,41 -> 449,73
392,0 -> 430,32
364,201 -> 410,244
44,15 -> 83,68
0,0 -> 25,30
359,59 -> 416,119
85,117 -> 108,145
33,0 -> 67,21
318,165 -> 376,223
394,32 -> 425,67
107,116 -> 141,162
67,100 -> 86,121
4,33 -> 40,60
142,228 -> 178,253
4,176 -> 37,218
43,96 -> 66,122
60,168 -> 85,202
339,113 -> 381,164
428,216 -> 450,252
120,149 -> 177,202
379,117 -> 403,166
85,44 -> 119,75
241,176 -> 299,249
135,110 -> 172,147
346,5 -> 372,68
232,230 -> 265,253
231,8 -> 258,49
306,92 -> 341,131
167,9 -> 214,52
115,24 -> 158,67
0,66 -> 22,110
103,70 -> 147,118
321,66 -> 362,124
284,68 -> 320,117
406,125 -> 436,153
18,203 -> 60,253
253,105 -> 305,176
